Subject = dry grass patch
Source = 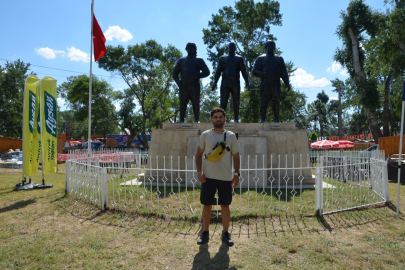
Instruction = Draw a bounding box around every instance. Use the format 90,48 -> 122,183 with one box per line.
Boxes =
1,165 -> 405,269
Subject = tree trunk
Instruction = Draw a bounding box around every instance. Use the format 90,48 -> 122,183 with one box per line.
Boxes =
390,100 -> 397,135
348,28 -> 364,79
382,72 -> 393,136
318,110 -> 323,137
348,27 -> 382,143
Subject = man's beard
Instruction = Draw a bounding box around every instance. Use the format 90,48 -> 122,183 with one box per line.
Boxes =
213,121 -> 224,128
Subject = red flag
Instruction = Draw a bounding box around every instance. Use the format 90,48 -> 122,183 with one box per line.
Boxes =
93,14 -> 106,62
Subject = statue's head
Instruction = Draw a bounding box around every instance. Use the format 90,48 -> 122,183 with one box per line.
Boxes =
228,42 -> 236,55
185,42 -> 197,56
265,40 -> 276,54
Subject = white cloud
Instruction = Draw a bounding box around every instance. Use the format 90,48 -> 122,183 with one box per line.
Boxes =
104,26 -> 133,42
327,61 -> 350,77
327,61 -> 342,74
291,68 -> 331,89
67,47 -> 90,62
329,97 -> 338,102
57,97 -> 66,105
35,47 -> 65,59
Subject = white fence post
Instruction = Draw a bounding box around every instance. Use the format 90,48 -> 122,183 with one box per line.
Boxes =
315,161 -> 323,216
65,160 -> 70,193
383,161 -> 390,203
101,167 -> 108,211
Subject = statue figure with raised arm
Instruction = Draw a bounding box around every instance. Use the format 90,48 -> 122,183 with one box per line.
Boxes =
212,42 -> 250,123
172,42 -> 210,123
253,40 -> 290,123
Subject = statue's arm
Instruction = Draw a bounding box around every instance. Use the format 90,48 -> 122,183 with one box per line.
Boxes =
172,59 -> 181,87
280,57 -> 290,90
197,59 -> 210,78
239,57 -> 250,87
252,57 -> 264,78
213,58 -> 223,86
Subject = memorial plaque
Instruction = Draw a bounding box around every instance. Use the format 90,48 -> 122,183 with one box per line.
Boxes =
181,124 -> 193,129
269,123 -> 281,130
225,123 -> 235,129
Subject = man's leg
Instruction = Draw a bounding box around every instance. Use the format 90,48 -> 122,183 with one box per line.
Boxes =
230,81 -> 241,123
178,87 -> 188,123
273,100 -> 280,123
202,204 -> 213,231
220,204 -> 230,232
218,180 -> 234,246
190,82 -> 200,123
220,81 -> 231,113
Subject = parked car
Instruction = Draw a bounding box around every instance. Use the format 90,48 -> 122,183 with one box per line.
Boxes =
359,144 -> 379,158
82,142 -> 100,150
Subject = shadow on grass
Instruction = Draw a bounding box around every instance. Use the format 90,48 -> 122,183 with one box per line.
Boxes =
0,199 -> 35,214
192,243 -> 235,270
58,194 -> 395,239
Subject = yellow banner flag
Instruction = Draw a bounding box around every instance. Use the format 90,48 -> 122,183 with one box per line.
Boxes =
23,75 -> 41,177
40,77 -> 58,174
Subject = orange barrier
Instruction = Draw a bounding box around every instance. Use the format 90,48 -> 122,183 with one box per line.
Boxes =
380,135 -> 405,158
0,137 -> 22,153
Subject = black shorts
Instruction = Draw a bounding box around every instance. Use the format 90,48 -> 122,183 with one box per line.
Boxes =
200,178 -> 233,206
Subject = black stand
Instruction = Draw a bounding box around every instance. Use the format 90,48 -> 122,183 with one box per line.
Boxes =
14,177 -> 53,191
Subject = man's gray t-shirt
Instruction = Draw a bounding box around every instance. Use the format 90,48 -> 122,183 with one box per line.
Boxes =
199,129 -> 240,181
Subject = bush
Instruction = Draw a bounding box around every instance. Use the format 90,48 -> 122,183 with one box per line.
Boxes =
309,131 -> 318,141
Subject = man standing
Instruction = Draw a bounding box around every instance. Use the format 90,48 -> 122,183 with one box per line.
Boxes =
212,42 -> 250,123
195,107 -> 240,246
173,42 -> 210,123
253,40 -> 290,123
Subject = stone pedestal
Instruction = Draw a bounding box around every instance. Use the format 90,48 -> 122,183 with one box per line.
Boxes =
142,123 -> 313,188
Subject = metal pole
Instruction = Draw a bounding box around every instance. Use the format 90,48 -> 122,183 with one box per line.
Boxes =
87,0 -> 94,186
88,0 -> 94,159
338,84 -> 343,140
397,81 -> 405,217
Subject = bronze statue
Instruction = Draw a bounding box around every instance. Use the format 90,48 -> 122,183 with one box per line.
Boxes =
173,42 -> 210,123
212,42 -> 250,123
253,40 -> 290,123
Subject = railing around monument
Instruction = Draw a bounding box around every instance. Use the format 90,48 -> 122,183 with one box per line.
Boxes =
65,149 -> 389,218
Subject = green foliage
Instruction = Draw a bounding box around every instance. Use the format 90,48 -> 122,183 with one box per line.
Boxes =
203,0 -> 291,123
308,131 -> 318,142
58,75 -> 119,139
98,40 -> 182,149
0,59 -> 34,138
185,83 -> 220,123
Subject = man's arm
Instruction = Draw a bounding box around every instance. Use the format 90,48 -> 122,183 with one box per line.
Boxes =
232,152 -> 240,187
197,59 -> 210,79
172,59 -> 182,87
280,57 -> 290,91
212,58 -> 224,91
252,57 -> 265,78
195,146 -> 206,183
239,57 -> 250,91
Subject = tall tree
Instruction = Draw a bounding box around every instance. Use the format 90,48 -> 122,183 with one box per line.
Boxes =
98,40 -> 182,150
364,1 -> 405,136
58,75 -> 119,141
0,59 -> 34,138
334,0 -> 383,143
202,0 -> 289,123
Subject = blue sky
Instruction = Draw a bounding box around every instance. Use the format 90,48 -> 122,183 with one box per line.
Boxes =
0,0 -> 388,111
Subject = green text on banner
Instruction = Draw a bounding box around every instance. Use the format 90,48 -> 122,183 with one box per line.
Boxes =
40,77 -> 58,174
23,75 -> 41,177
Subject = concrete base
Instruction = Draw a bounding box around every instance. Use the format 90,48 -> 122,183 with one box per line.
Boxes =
147,123 -> 314,188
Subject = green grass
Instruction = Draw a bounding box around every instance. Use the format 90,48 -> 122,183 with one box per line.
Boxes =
1,165 -> 405,269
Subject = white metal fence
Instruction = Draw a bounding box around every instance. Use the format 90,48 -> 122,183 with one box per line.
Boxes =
65,149 -> 389,218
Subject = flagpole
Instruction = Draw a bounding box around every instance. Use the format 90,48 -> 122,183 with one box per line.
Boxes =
397,80 -> 405,218
88,0 -> 94,159
40,79 -> 45,185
